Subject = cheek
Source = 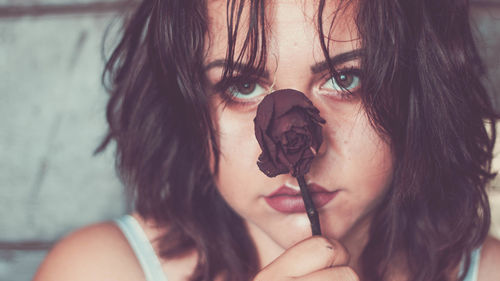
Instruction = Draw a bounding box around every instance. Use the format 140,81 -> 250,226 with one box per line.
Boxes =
342,123 -> 393,218
218,112 -> 260,171
208,99 -> 259,171
344,142 -> 392,216
318,110 -> 393,239
323,107 -> 393,207
212,108 -> 264,207
345,126 -> 393,190
321,102 -> 393,187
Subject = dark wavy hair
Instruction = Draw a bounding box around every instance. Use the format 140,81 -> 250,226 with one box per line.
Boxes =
98,0 -> 498,280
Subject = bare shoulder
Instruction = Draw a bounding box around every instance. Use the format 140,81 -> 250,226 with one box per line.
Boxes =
478,235 -> 500,281
33,221 -> 145,281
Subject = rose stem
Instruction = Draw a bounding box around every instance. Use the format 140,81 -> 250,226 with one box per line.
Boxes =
297,175 -> 322,235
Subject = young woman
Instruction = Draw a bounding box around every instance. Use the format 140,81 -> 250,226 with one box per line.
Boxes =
34,0 -> 500,280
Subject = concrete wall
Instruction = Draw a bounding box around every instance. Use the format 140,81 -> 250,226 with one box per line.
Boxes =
0,1 -> 499,281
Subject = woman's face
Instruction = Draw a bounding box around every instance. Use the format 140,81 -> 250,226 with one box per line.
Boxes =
205,0 -> 393,265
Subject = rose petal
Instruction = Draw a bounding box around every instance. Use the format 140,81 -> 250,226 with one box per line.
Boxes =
257,150 -> 290,177
272,90 -> 315,118
291,154 -> 315,177
254,89 -> 326,178
271,110 -> 308,140
282,130 -> 310,153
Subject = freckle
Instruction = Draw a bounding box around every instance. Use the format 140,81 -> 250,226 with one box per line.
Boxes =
344,140 -> 348,145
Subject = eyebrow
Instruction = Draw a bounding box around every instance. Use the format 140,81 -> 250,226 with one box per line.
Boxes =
310,49 -> 363,74
204,60 -> 270,79
204,48 -> 362,76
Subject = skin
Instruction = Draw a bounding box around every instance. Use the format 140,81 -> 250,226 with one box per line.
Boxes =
32,1 -> 500,281
205,0 -> 392,273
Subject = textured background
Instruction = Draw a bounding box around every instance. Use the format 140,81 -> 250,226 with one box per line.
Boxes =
0,1 -> 499,280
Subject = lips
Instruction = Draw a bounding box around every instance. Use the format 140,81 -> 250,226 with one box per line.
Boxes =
264,183 -> 338,213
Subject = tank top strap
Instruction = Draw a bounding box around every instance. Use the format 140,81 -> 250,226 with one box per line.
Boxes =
460,246 -> 482,281
114,215 -> 168,281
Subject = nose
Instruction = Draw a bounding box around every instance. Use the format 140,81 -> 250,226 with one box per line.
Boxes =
268,86 -> 330,159
306,119 -> 330,180
271,65 -> 313,95
317,130 -> 328,157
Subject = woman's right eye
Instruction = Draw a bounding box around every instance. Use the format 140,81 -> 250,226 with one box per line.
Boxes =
225,81 -> 267,101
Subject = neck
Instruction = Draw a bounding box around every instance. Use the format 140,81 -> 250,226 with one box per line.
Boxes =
339,215 -> 372,279
245,222 -> 288,268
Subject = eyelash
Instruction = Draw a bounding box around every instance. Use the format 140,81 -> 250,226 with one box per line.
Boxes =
215,76 -> 266,109
214,66 -> 362,108
320,66 -> 362,101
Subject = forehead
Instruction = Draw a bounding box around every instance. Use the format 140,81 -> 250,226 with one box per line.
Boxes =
205,0 -> 359,60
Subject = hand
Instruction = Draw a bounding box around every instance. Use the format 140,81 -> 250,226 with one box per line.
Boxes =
253,236 -> 360,281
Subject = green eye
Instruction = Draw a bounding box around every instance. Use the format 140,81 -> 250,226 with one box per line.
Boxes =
228,82 -> 267,100
322,73 -> 360,92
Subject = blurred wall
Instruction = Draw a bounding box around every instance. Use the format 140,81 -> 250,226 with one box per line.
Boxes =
0,0 -> 499,281
0,1 -> 132,280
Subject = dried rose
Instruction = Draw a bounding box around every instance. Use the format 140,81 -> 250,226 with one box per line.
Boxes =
254,89 -> 326,177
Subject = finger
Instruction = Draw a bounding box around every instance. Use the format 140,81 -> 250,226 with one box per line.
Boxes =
297,266 -> 360,281
260,236 -> 350,278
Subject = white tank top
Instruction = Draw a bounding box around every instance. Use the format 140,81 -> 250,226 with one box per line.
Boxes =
114,215 -> 168,281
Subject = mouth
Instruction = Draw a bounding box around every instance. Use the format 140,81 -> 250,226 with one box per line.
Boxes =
264,183 -> 338,213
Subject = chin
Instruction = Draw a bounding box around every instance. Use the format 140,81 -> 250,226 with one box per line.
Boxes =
276,214 -> 315,247
269,213 -> 327,250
